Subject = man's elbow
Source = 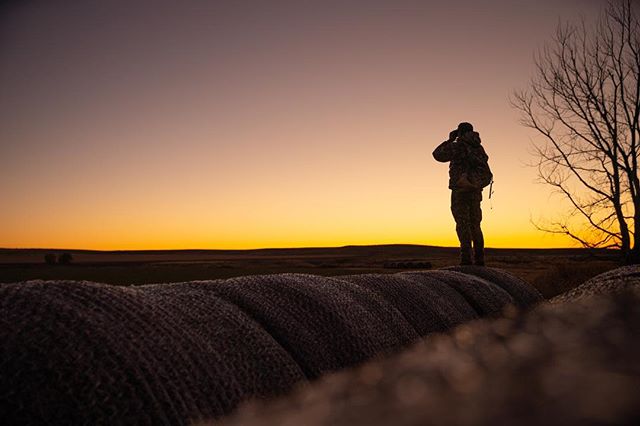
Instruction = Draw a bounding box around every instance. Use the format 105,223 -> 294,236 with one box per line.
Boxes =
432,150 -> 448,162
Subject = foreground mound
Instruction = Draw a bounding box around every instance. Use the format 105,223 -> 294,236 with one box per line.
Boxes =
551,264 -> 640,303
221,266 -> 640,426
0,268 -> 539,425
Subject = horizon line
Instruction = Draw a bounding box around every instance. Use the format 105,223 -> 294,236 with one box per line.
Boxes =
0,243 -> 611,252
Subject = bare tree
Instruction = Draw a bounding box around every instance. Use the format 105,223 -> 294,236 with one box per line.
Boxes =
512,0 -> 640,263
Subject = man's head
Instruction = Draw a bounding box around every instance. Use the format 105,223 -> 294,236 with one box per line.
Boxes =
457,122 -> 474,137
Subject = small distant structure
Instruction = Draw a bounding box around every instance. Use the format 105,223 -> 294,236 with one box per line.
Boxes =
383,259 -> 432,269
44,253 -> 73,265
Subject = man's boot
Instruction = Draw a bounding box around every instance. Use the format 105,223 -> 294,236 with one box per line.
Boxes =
460,247 -> 472,266
474,248 -> 485,266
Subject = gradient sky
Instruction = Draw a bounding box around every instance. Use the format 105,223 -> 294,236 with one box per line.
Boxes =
0,0 -> 604,250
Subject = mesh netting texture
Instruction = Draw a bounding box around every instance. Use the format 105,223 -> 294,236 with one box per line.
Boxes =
220,266 -> 640,426
0,268 -> 541,425
551,265 -> 640,303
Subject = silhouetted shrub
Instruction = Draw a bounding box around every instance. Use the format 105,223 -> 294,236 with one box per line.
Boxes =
44,253 -> 57,265
58,253 -> 73,265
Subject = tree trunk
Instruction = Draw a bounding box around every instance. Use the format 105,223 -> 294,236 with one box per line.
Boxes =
624,247 -> 640,264
629,204 -> 640,265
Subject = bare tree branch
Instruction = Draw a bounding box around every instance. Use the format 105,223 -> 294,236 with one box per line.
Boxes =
513,0 -> 640,262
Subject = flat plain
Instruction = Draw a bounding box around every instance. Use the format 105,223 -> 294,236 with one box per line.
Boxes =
0,245 -> 621,298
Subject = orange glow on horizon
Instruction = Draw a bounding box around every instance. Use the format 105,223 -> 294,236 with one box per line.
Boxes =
0,1 -> 603,251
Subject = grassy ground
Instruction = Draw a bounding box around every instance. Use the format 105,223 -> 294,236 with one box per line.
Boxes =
0,245 -> 621,299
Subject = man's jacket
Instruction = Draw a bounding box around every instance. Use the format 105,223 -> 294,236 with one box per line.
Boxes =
432,131 -> 489,190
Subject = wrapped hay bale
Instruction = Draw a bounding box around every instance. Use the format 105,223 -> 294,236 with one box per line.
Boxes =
401,270 -> 515,316
338,274 -> 478,335
444,265 -> 543,308
0,268 -> 541,425
551,264 -> 640,303
0,280 -> 304,425
172,273 -> 419,380
220,272 -> 640,426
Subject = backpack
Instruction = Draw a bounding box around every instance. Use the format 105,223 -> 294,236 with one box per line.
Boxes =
453,131 -> 494,192
469,157 -> 493,189
453,132 -> 494,198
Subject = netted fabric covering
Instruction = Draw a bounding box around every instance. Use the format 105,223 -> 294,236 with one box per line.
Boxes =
0,268 -> 542,425
181,273 -> 419,380
551,265 -> 640,304
444,265 -> 543,308
221,270 -> 640,426
401,270 -> 514,316
0,281 -> 304,425
139,281 -> 306,403
338,273 -> 478,335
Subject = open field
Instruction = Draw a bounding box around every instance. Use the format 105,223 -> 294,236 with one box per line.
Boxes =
0,245 -> 621,298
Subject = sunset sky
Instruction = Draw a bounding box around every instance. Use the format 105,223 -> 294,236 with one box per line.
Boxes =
1,0 -> 604,250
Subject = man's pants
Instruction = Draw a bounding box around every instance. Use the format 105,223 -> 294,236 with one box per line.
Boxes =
451,190 -> 484,264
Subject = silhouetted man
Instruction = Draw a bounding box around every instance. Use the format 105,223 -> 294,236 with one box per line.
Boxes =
433,122 -> 490,266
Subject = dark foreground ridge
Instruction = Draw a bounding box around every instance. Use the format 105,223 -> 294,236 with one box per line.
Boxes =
0,268 -> 539,425
220,266 -> 640,426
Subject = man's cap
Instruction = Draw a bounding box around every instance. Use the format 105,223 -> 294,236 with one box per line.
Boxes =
457,122 -> 474,133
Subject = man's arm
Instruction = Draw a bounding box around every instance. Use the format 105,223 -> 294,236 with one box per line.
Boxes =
433,140 -> 456,162
433,130 -> 459,162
